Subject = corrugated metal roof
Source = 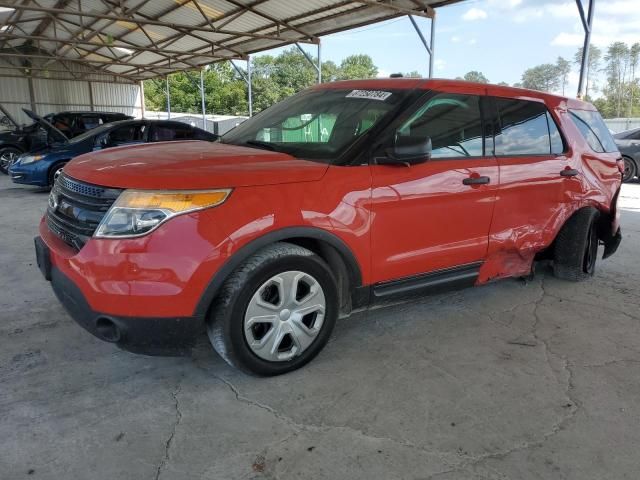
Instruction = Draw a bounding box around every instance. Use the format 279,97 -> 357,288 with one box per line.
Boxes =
0,0 -> 465,83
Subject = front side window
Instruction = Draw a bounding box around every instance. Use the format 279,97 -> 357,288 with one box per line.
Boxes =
569,109 -> 617,153
222,88 -> 410,162
495,99 -> 554,156
395,93 -> 484,158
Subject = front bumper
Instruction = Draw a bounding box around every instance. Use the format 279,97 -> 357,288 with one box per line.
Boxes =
36,236 -> 205,355
9,162 -> 47,186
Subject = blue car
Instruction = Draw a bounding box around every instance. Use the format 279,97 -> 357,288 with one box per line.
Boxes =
9,112 -> 218,187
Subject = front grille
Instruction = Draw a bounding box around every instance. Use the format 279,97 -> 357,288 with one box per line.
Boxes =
46,174 -> 122,250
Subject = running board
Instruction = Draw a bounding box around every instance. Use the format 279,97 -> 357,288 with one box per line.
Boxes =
372,262 -> 483,299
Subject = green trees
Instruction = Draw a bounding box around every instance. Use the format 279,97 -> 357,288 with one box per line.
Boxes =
556,57 -> 571,95
521,64 -> 561,92
144,48 -> 379,116
463,71 -> 489,83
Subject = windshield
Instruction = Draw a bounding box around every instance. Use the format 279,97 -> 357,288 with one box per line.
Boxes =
222,88 -> 410,162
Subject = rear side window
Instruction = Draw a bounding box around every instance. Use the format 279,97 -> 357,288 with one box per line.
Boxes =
495,99 -> 561,156
151,124 -> 194,142
397,93 -> 484,158
569,109 -> 617,153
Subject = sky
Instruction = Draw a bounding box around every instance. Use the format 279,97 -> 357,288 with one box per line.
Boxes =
255,0 -> 640,97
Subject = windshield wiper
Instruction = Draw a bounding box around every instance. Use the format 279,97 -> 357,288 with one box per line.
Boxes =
244,140 -> 277,151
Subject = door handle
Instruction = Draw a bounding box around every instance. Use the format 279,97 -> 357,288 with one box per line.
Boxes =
463,175 -> 490,185
560,168 -> 579,177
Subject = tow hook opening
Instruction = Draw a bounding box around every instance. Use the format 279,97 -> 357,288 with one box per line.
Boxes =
95,317 -> 121,343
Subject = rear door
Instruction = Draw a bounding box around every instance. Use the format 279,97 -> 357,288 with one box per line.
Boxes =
485,94 -> 575,273
369,87 -> 499,284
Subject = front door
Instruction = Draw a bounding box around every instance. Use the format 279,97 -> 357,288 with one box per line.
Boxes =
370,90 -> 498,284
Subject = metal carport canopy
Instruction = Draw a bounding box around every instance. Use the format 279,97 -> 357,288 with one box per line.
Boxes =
0,0 -> 463,83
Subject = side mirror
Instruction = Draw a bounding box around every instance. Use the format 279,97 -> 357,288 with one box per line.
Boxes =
377,135 -> 432,166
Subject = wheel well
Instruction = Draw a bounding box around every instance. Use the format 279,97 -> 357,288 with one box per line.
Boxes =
194,227 -> 364,318
48,159 -> 69,180
282,237 -> 354,314
535,206 -> 605,262
0,144 -> 24,152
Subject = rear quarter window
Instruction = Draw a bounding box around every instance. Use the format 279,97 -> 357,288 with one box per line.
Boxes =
569,109 -> 617,153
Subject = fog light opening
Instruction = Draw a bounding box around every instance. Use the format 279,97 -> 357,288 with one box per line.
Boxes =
95,317 -> 121,343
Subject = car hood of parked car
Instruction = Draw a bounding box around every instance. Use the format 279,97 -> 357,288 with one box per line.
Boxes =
63,140 -> 330,189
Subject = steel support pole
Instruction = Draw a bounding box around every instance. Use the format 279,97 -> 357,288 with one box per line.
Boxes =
429,13 -> 436,79
247,56 -> 253,117
139,80 -> 146,119
200,68 -> 206,130
576,0 -> 595,98
409,15 -> 435,78
317,42 -> 322,83
295,42 -> 321,82
166,76 -> 171,119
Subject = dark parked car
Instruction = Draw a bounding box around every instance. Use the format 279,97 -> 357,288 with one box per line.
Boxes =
614,127 -> 640,182
9,114 -> 218,187
0,106 -> 132,173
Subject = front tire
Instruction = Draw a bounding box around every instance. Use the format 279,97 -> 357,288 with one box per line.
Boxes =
622,156 -> 637,183
48,162 -> 67,187
207,242 -> 339,376
553,208 -> 600,281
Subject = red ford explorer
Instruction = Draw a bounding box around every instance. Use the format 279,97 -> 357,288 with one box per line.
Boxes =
35,79 -> 623,375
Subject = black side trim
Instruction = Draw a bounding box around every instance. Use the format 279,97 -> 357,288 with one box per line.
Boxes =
194,227 -> 363,317
372,262 -> 482,299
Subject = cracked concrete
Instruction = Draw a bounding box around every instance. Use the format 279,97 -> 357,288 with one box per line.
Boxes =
1,175 -> 640,480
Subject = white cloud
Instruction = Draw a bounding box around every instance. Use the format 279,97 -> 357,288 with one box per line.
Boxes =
462,8 -> 488,21
468,38 -> 477,45
451,35 -> 461,43
551,32 -> 583,47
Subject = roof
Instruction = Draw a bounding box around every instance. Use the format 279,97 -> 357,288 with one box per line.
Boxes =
312,78 -> 596,109
0,0 -> 464,83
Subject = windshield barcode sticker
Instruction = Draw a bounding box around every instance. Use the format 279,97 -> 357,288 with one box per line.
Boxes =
346,90 -> 392,101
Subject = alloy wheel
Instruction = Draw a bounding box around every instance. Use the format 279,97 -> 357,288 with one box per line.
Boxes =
622,157 -> 636,183
0,150 -> 18,171
244,270 -> 326,362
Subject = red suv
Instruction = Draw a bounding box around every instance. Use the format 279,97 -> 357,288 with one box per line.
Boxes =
35,79 -> 623,375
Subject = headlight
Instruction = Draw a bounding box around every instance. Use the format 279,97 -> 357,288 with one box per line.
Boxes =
95,189 -> 232,238
20,154 -> 44,165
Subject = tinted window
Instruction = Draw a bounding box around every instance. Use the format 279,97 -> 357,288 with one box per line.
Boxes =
569,109 -> 617,153
78,116 -> 102,131
109,124 -> 145,144
151,124 -> 194,142
397,93 -> 484,158
495,99 -> 553,155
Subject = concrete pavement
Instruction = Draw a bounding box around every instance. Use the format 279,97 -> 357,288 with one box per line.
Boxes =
1,174 -> 639,480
